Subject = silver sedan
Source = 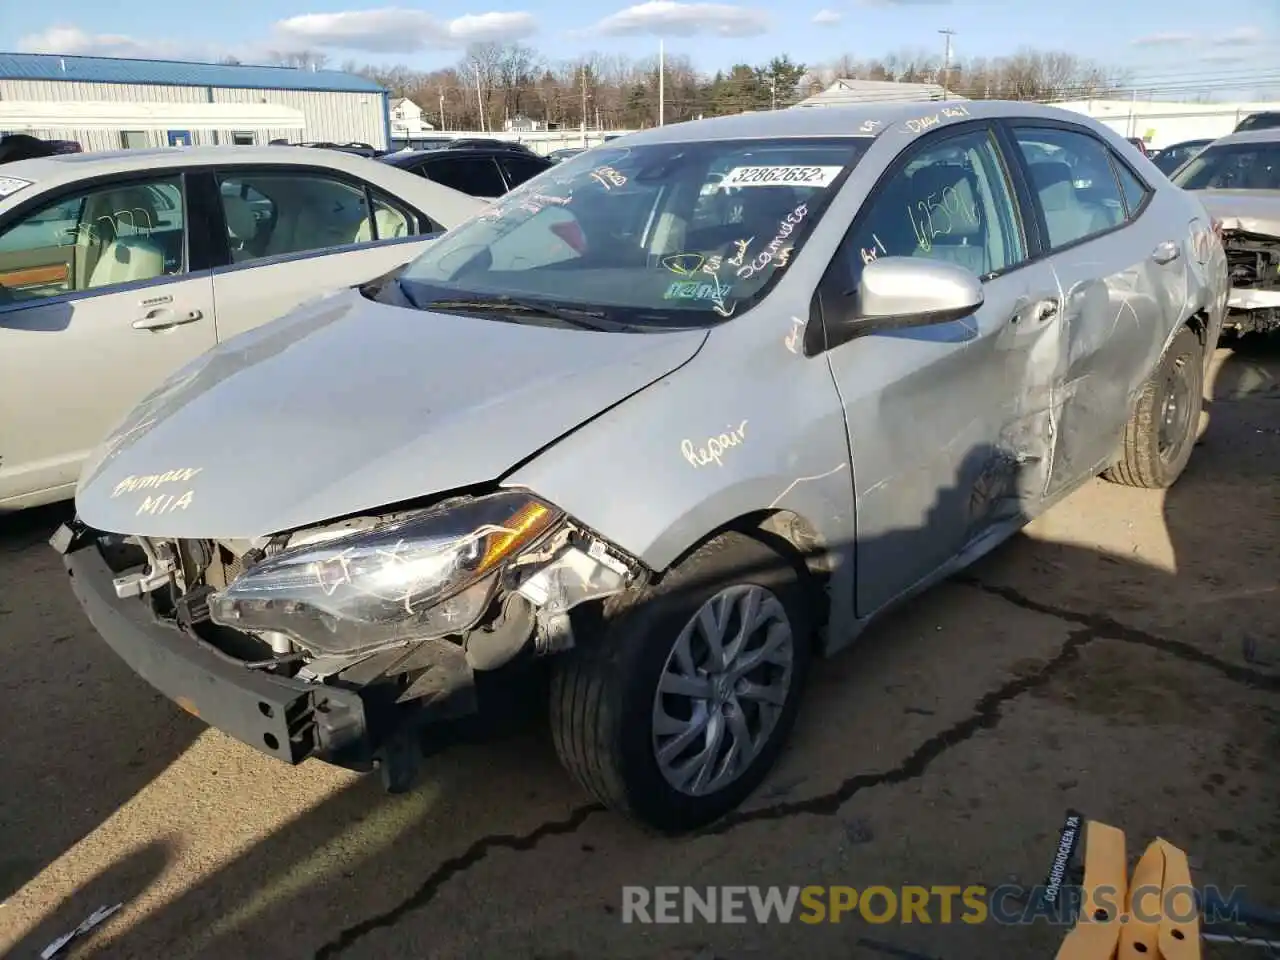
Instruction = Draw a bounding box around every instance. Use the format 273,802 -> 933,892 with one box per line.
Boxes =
65,100 -> 1226,831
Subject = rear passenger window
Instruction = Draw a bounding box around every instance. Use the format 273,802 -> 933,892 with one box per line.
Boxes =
497,155 -> 551,190
1012,127 -> 1126,250
843,128 -> 1025,286
1111,159 -> 1151,219
216,172 -> 373,263
422,156 -> 507,197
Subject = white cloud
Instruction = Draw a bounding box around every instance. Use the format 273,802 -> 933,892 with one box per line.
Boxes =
1130,32 -> 1193,47
17,25 -> 203,59
1209,25 -> 1264,45
273,8 -> 538,53
588,1 -> 771,38
854,0 -> 951,6
812,8 -> 842,23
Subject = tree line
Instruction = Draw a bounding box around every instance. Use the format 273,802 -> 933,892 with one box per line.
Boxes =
234,44 -> 1128,133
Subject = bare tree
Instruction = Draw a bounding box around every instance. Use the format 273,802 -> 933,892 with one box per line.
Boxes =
458,42 -> 505,131
496,43 -> 541,121
264,49 -> 330,71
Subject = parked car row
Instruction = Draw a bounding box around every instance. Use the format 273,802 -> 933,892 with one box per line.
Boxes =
8,100 -> 1235,831
0,145 -> 487,510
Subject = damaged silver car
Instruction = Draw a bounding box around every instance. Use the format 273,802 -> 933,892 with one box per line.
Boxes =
57,100 -> 1227,832
1171,127 -> 1280,334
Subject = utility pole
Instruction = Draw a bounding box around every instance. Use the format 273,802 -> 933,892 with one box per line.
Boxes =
939,28 -> 955,97
769,73 -> 777,110
474,66 -> 485,132
658,39 -> 665,126
581,61 -> 588,146
438,89 -> 445,131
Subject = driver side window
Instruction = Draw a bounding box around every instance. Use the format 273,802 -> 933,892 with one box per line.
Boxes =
843,128 -> 1025,289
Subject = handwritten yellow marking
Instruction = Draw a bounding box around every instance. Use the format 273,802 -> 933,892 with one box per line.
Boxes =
681,421 -> 749,468
112,467 -> 202,498
784,317 -> 804,354
137,489 -> 195,516
589,166 -> 627,189
702,255 -> 724,275
662,253 -> 705,276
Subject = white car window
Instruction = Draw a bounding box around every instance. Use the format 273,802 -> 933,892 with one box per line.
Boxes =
216,172 -> 375,263
0,176 -> 186,302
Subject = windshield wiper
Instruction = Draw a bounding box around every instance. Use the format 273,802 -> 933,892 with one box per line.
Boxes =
420,295 -> 612,331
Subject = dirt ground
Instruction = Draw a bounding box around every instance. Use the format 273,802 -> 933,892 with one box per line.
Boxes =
1,340 -> 1277,960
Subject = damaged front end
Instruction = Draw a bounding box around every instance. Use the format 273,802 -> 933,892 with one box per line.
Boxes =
1221,226 -> 1280,334
56,490 -> 640,788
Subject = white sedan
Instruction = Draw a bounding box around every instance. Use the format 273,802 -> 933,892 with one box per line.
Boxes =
0,146 -> 486,510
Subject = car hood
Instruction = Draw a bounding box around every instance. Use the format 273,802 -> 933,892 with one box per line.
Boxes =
1196,190 -> 1280,237
76,287 -> 707,539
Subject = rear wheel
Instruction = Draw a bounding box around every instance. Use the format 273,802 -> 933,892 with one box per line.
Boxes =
1102,325 -> 1204,489
550,531 -> 812,832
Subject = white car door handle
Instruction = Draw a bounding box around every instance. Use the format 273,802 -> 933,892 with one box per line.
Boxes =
132,308 -> 202,330
1152,241 -> 1181,264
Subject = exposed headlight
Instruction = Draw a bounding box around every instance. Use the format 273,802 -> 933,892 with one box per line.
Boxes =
208,491 -> 561,656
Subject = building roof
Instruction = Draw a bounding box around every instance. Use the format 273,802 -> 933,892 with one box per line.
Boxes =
0,52 -> 386,94
797,78 -> 951,107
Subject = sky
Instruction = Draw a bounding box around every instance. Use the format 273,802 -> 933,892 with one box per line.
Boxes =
3,0 -> 1278,97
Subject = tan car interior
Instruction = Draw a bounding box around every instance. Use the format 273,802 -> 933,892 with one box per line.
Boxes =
219,177 -> 410,264
0,184 -> 179,301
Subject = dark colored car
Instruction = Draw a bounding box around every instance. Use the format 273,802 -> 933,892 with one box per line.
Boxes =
0,133 -> 81,164
439,138 -> 541,156
288,141 -> 387,159
1150,138 -> 1214,176
1234,112 -> 1280,134
380,144 -> 553,198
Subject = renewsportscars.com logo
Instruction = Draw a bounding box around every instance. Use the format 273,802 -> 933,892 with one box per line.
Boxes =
620,884 -> 1249,926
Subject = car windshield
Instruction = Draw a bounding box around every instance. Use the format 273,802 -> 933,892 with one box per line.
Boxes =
393,137 -> 869,327
1172,142 -> 1280,190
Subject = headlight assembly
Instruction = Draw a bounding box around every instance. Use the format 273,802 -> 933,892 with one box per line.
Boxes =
208,491 -> 561,656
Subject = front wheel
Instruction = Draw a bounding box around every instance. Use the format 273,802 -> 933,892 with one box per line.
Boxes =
550,531 -> 812,832
1102,325 -> 1204,489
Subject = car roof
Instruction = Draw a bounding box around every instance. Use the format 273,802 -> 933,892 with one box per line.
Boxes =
610,99 -> 1120,146
1212,127 -> 1280,146
0,145 -> 398,191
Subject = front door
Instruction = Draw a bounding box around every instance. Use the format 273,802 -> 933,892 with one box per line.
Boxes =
0,174 -> 215,505
819,123 -> 1058,616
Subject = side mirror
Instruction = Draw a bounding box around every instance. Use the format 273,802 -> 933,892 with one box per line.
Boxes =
821,257 -> 983,350
858,256 -> 983,328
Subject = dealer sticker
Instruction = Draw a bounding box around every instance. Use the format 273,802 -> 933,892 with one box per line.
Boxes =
720,165 -> 843,188
0,176 -> 33,198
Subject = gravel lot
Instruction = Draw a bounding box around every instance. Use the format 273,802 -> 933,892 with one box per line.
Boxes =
1,340 -> 1277,960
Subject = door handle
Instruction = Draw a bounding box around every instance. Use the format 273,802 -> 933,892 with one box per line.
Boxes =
1012,298 -> 1058,325
1151,241 -> 1181,264
132,308 -> 203,330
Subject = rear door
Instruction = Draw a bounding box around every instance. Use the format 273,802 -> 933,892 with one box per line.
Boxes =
203,167 -> 436,342
496,153 -> 553,191
0,172 -> 216,505
416,154 -> 508,199
1001,122 -> 1177,495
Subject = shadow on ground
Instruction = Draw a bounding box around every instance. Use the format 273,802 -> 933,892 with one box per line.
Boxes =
5,339 -> 1279,960
0,502 -> 203,907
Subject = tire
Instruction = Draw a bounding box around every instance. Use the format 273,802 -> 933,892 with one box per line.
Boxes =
1102,325 -> 1204,489
550,531 -> 813,832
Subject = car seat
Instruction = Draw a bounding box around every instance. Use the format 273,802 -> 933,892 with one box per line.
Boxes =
904,165 -> 989,276
1030,162 -> 1112,248
222,195 -> 260,261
